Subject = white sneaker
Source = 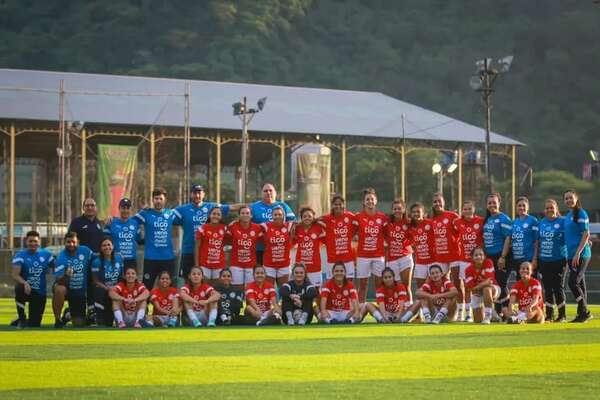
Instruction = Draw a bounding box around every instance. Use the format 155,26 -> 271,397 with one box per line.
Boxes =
481,318 -> 491,325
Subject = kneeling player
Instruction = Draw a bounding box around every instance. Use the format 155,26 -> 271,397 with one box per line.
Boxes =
244,265 -> 282,326
464,247 -> 500,324
508,262 -> 545,324
109,266 -> 149,328
149,271 -> 180,327
416,264 -> 458,324
319,262 -> 361,324
363,267 -> 419,323
180,266 -> 219,327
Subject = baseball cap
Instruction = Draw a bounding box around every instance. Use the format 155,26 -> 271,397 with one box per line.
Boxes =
119,198 -> 132,208
191,184 -> 205,192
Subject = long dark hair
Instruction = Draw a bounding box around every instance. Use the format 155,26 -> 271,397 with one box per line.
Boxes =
331,261 -> 348,286
484,193 -> 501,223
330,194 -> 346,215
409,202 -> 425,227
564,189 -> 582,222
380,267 -> 395,287
389,199 -> 407,223
99,236 -> 116,265
291,263 -> 311,286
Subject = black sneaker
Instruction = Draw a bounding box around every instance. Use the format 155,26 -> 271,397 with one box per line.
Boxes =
545,314 -> 554,322
9,318 -> 20,327
570,314 -> 585,323
554,316 -> 567,323
54,320 -> 64,329
61,308 -> 71,325
16,319 -> 27,329
582,311 -> 593,323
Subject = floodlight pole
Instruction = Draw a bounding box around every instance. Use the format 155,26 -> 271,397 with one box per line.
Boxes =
482,59 -> 494,195
240,97 -> 249,203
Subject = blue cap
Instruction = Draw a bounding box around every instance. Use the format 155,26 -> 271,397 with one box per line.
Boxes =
191,184 -> 205,192
119,198 -> 132,207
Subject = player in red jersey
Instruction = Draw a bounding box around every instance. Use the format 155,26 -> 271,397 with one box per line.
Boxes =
262,206 -> 294,287
245,265 -> 282,326
194,207 -> 226,286
148,271 -> 180,327
293,207 -> 326,287
109,266 -> 149,328
226,205 -> 263,290
408,202 -> 436,288
508,262 -> 544,324
318,195 -> 356,279
384,199 -> 413,301
180,266 -> 220,327
353,188 -> 388,304
416,264 -> 458,324
431,192 -> 460,275
453,200 -> 485,321
464,247 -> 500,324
363,267 -> 419,323
320,262 -> 360,324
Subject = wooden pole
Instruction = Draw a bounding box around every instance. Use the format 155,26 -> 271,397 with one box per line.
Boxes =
400,144 -> 406,201
216,133 -> 221,203
8,123 -> 16,249
81,128 -> 87,205
458,146 -> 463,210
280,135 -> 285,201
511,145 -> 517,219
149,130 -> 155,203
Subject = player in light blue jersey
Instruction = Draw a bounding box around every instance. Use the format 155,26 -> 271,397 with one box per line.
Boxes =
134,187 -> 181,289
482,193 -> 512,318
52,232 -> 94,328
11,230 -> 55,328
250,183 -> 296,264
538,199 -> 567,322
502,197 -> 539,275
103,197 -> 141,270
91,237 -> 124,326
563,189 -> 592,323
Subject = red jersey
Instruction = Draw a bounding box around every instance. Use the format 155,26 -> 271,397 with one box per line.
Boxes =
464,259 -> 497,289
321,279 -> 358,312
150,287 -> 179,315
114,281 -> 147,312
375,283 -> 409,313
384,219 -> 413,261
353,211 -> 388,258
431,211 -> 459,263
293,223 -> 325,273
262,221 -> 293,268
318,212 -> 356,263
408,219 -> 436,264
453,216 -> 484,261
420,277 -> 456,307
181,283 -> 215,312
227,221 -> 263,269
245,281 -> 276,313
510,278 -> 543,311
195,223 -> 226,269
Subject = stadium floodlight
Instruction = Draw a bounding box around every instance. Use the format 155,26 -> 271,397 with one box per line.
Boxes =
447,163 -> 458,173
497,55 -> 514,73
257,97 -> 267,111
469,75 -> 483,91
432,163 -> 442,174
590,150 -> 599,162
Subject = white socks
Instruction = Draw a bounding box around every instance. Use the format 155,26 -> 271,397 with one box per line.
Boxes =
113,309 -> 124,324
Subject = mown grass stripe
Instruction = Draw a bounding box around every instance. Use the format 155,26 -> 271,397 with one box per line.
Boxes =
1,343 -> 598,390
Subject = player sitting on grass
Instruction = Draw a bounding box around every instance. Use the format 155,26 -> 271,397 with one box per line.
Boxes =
507,262 -> 545,324
180,266 -> 219,327
280,263 -> 318,325
148,271 -> 180,327
244,265 -> 282,326
109,266 -> 149,328
362,267 -> 419,323
415,264 -> 458,324
464,247 -> 500,324
319,262 -> 361,324
214,268 -> 244,325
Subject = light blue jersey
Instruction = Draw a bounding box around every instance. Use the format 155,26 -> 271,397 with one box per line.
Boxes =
54,245 -> 93,295
91,254 -> 124,287
12,249 -> 54,295
483,212 -> 512,256
564,209 -> 591,260
175,202 -> 230,254
134,208 -> 181,261
511,215 -> 539,261
539,216 -> 567,262
103,217 -> 141,260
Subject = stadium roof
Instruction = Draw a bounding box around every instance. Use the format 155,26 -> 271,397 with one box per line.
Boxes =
0,68 -> 523,146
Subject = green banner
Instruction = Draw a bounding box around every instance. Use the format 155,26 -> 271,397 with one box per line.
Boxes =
96,144 -> 137,219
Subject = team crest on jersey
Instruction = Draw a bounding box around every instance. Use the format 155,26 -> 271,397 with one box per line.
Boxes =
202,207 -> 208,213
554,224 -> 560,229
282,227 -> 287,233
97,224 -> 101,230
229,292 -> 236,298
304,236 -> 310,242
402,224 -> 408,230
343,290 -> 349,296
310,233 -> 317,239
78,254 -> 85,260
163,212 -> 170,218
39,256 -> 45,262
344,217 -> 349,223
219,229 -> 224,235
200,291 -> 206,297
523,223 -> 529,228
376,218 -> 382,224
116,262 -> 120,268
425,224 -> 431,231
443,218 -> 449,224
494,219 -> 500,223
263,289 -> 270,295
474,224 -> 480,229
250,231 -> 255,237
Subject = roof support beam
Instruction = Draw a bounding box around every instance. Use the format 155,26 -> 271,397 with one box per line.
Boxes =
216,132 -> 221,204
457,146 -> 463,210
81,129 -> 87,206
280,135 -> 285,201
341,138 -> 347,200
149,129 -> 155,204
8,123 -> 16,249
511,145 -> 517,219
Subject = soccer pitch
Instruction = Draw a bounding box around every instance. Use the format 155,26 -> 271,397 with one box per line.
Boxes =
1,300 -> 600,400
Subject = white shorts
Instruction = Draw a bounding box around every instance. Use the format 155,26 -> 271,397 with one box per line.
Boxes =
454,261 -> 470,280
264,266 -> 290,279
325,261 -> 355,279
387,256 -> 414,280
414,263 -> 432,279
187,310 -> 208,326
470,285 -> 500,309
326,310 -> 349,322
123,311 -> 137,327
201,267 -> 222,280
307,271 -> 323,287
356,257 -> 386,279
230,266 -> 254,286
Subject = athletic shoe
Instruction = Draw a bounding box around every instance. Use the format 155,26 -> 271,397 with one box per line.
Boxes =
570,314 -> 585,323
554,316 -> 566,323
481,318 -> 491,325
54,320 -> 64,328
287,319 -> 295,326
207,321 -> 216,328
582,311 -> 593,323
167,317 -> 177,327
139,319 -> 153,328
464,314 -> 473,323
61,308 -> 71,326
273,312 -> 282,322
118,321 -> 127,329
16,319 -> 27,329
193,319 -> 203,328
431,312 -> 445,324
9,318 -> 19,327
133,320 -> 142,328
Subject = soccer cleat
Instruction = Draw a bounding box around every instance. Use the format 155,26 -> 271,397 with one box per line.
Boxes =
167,317 -> 178,327
193,319 -> 203,328
118,321 -> 127,329
133,320 -> 142,328
481,318 -> 491,325
16,319 -> 27,329
431,312 -> 445,324
139,319 -> 153,328
582,312 -> 593,323
287,319 -> 295,326
570,314 -> 585,323
207,321 -> 216,328
465,314 -> 473,323
61,309 -> 71,326
54,320 -> 64,329
554,316 -> 566,323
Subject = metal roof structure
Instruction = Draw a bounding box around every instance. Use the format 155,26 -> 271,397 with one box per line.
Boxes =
0,68 -> 522,146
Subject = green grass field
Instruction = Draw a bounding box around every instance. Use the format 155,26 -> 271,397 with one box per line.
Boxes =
1,300 -> 600,400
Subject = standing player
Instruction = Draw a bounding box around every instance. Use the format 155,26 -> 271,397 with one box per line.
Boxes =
416,264 -> 458,324
508,262 -> 544,324
194,207 -> 227,286
363,267 -> 418,323
261,206 -> 294,287
408,203 -> 436,288
563,189 -> 593,323
214,269 -> 244,325
11,231 -> 55,328
453,200 -> 484,321
245,265 -> 282,326
134,188 -> 181,290
103,198 -> 141,270
384,200 -> 413,299
250,183 -> 296,264
318,195 -> 356,280
109,266 -> 149,328
538,199 -> 567,322
226,205 -> 263,290
280,263 -> 318,325
91,237 -> 124,326
293,207 -> 326,287
501,197 -> 539,280
464,247 -> 499,324
52,232 -> 94,328
180,266 -> 220,327
149,271 -> 180,327
319,262 -> 361,324
353,188 -> 388,304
